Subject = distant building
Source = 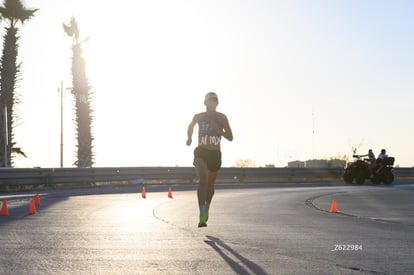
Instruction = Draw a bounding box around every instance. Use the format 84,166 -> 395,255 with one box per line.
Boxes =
288,160 -> 305,168
305,159 -> 328,168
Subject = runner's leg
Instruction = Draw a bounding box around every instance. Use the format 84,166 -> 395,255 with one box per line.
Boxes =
205,170 -> 217,222
206,171 -> 217,204
195,158 -> 208,207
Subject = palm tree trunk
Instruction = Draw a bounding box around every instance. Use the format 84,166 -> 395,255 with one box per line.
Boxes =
0,26 -> 19,167
71,44 -> 94,167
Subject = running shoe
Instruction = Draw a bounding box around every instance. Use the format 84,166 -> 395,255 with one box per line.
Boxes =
198,212 -> 208,227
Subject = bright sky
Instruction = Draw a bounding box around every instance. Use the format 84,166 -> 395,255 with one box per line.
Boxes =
8,0 -> 414,168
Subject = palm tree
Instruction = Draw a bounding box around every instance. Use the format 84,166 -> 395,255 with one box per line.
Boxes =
0,0 -> 37,167
63,17 -> 94,168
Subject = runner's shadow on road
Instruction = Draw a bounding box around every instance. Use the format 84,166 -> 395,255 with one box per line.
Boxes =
204,235 -> 268,275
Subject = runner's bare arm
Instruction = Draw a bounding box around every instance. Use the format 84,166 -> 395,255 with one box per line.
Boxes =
220,114 -> 233,141
186,115 -> 197,146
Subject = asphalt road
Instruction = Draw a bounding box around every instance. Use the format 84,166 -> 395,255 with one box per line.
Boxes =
1,182 -> 413,274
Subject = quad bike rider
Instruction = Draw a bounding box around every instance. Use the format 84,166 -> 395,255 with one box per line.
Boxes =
343,149 -> 395,185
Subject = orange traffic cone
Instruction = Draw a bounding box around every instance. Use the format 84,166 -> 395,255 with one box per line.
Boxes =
330,200 -> 337,213
141,187 -> 146,199
28,199 -> 36,215
168,187 -> 173,199
35,193 -> 41,206
1,200 -> 9,216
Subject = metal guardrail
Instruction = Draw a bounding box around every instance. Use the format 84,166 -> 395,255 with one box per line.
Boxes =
0,167 -> 413,188
0,167 -> 194,186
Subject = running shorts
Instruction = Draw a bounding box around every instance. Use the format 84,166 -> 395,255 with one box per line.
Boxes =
193,146 -> 222,172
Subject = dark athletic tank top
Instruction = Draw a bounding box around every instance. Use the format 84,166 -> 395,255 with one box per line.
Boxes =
197,113 -> 222,149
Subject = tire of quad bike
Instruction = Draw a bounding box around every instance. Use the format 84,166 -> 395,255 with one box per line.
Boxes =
343,174 -> 353,184
355,171 -> 365,185
371,175 -> 381,184
382,172 -> 394,185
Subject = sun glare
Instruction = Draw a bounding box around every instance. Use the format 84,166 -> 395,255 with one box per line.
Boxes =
11,0 -> 414,168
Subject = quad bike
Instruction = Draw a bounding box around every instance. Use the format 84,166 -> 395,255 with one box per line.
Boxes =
343,154 -> 395,185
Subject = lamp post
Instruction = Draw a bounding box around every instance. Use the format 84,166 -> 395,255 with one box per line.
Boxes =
58,82 -> 71,168
59,82 -> 63,168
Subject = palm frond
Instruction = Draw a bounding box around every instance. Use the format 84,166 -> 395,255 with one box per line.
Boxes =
0,0 -> 38,25
11,146 -> 26,158
63,17 -> 79,40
